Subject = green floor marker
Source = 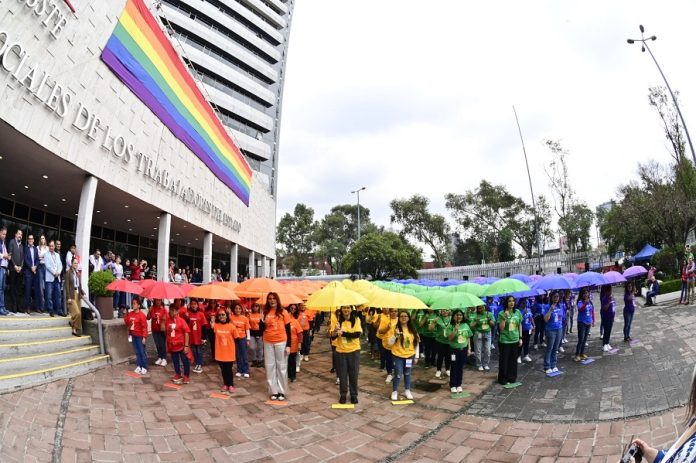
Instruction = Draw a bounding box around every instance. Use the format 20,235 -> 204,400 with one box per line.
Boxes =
502,382 -> 523,389
450,392 -> 471,399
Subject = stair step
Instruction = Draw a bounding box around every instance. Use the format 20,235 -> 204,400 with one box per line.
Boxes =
0,326 -> 73,342
0,335 -> 93,356
0,345 -> 101,376
0,315 -> 71,329
0,355 -> 110,393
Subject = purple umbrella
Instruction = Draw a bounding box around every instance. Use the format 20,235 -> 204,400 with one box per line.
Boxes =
511,288 -> 546,298
529,274 -> 543,282
603,271 -> 627,285
510,273 -> 532,284
531,275 -> 575,291
575,271 -> 609,288
563,272 -> 578,280
623,266 -> 648,279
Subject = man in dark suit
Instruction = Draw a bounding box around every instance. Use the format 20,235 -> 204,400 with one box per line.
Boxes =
7,229 -> 24,313
23,234 -> 42,313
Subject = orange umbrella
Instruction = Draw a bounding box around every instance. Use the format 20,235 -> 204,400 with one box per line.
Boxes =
188,284 -> 239,300
214,281 -> 239,290
257,292 -> 303,306
235,277 -> 290,298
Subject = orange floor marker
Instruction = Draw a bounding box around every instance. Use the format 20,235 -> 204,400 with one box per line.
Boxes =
125,372 -> 141,378
163,382 -> 181,389
209,393 -> 230,400
265,400 -> 289,406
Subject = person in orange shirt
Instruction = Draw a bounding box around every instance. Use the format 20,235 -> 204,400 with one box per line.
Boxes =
248,303 -> 263,368
259,292 -> 292,401
298,304 -> 313,362
230,302 -> 251,378
288,305 -> 303,382
212,308 -> 238,393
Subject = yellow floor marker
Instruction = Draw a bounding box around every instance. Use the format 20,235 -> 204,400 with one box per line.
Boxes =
391,400 -> 414,405
331,403 -> 355,409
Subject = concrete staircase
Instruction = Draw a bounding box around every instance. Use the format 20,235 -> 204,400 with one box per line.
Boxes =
0,315 -> 110,393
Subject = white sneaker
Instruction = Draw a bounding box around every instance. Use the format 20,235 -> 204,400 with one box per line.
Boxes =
545,368 -> 553,374
585,342 -> 589,347
602,345 -> 608,352
390,391 -> 398,401
296,367 -> 300,372
552,367 -> 559,373
450,387 -> 457,393
484,366 -> 490,371
478,366 -> 484,371
559,346 -> 565,353
385,374 -> 393,383
523,355 -> 532,362
243,373 -> 249,378
155,358 -> 162,366
542,342 -> 547,347
607,344 -> 613,351
160,359 -> 167,367
404,390 -> 413,400
490,344 -> 495,350
335,378 -> 340,385
420,353 -> 425,359
562,338 -> 568,343
304,356 -> 309,361
456,387 -> 463,393
435,371 -> 442,378
139,368 -> 147,375
134,367 -> 142,374
445,370 -> 450,377
533,344 -> 538,350
517,357 -> 522,364
235,372 -> 242,377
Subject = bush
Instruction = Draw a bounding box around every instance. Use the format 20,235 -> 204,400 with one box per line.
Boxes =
88,270 -> 115,297
652,246 -> 679,280
659,279 -> 681,295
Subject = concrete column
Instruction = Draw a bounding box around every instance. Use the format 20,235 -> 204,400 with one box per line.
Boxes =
230,243 -> 238,282
248,251 -> 255,278
270,258 -> 276,278
156,213 -> 171,281
202,232 -> 213,283
262,256 -> 268,278
76,176 -> 98,299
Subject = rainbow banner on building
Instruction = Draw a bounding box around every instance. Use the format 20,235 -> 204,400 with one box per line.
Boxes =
101,0 -> 252,205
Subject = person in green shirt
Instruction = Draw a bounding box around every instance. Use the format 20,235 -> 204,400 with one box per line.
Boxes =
418,309 -> 438,368
497,295 -> 523,385
469,305 -> 495,370
433,309 -> 452,378
447,309 -> 473,393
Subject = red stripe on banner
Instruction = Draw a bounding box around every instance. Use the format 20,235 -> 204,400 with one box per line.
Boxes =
62,0 -> 76,13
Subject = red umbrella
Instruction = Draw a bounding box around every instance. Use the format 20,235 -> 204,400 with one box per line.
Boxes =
137,279 -> 157,289
140,281 -> 185,299
179,283 -> 195,295
106,279 -> 143,295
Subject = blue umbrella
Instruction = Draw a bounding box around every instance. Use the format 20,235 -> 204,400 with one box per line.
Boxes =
574,271 -> 609,288
603,271 -> 627,285
510,273 -> 532,284
510,288 -> 546,298
531,275 -> 575,291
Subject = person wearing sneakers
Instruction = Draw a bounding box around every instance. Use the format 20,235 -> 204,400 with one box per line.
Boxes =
520,299 -> 535,363
447,309 -> 473,393
298,304 -> 312,363
497,296 -> 523,385
469,305 -> 495,371
147,299 -> 168,367
575,288 -> 594,362
599,285 -> 616,352
377,308 -> 398,384
187,300 -> 208,374
230,302 -> 251,378
331,305 -> 362,404
542,291 -> 564,374
248,303 -> 263,368
164,304 -> 191,384
124,297 -> 148,375
259,292 -> 292,401
213,308 -> 237,393
287,307 -> 303,382
388,310 -> 419,401
433,309 -> 452,379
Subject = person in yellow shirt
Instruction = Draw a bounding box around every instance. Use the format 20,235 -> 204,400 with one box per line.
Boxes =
387,310 -> 420,401
328,308 -> 340,384
377,308 -> 398,383
330,306 -> 363,404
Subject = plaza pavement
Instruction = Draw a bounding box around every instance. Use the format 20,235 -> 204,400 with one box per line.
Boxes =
0,291 -> 692,463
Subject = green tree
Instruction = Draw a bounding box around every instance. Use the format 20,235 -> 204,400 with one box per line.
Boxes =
276,203 -> 317,276
558,203 -> 594,251
314,204 -> 377,274
648,86 -> 686,163
390,195 -> 451,268
343,231 -> 422,280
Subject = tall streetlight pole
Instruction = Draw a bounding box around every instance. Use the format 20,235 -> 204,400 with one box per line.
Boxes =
627,25 -> 696,166
351,187 -> 366,278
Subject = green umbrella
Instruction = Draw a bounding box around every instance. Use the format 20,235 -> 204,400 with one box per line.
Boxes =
453,283 -> 484,296
405,283 -> 427,292
415,289 -> 449,305
430,292 -> 485,310
481,278 -> 529,297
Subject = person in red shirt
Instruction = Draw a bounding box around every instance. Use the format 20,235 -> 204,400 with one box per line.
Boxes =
124,297 -> 149,375
147,299 -> 168,367
230,302 -> 251,378
164,304 -> 191,384
213,308 -> 238,393
187,299 -> 208,374
248,303 -> 263,368
202,299 -> 217,358
260,292 -> 292,401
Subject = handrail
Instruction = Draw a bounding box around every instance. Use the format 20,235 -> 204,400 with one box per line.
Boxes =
80,297 -> 105,356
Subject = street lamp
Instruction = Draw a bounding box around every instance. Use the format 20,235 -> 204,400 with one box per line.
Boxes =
627,25 -> 696,166
351,186 -> 366,278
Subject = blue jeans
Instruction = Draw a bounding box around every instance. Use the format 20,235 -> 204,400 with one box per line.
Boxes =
474,331 -> 491,368
576,322 -> 591,356
132,335 -> 148,369
379,343 -> 393,374
235,338 -> 249,374
601,317 -> 614,345
45,279 -> 62,315
191,344 -> 203,367
171,350 -> 190,377
543,328 -> 562,370
23,270 -> 42,310
623,311 -> 634,341
392,355 -> 413,391
0,268 -> 7,314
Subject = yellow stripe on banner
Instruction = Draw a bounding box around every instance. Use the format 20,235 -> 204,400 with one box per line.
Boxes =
0,337 -> 85,348
0,327 -> 69,333
120,12 -> 249,183
0,346 -> 98,364
0,355 -> 109,381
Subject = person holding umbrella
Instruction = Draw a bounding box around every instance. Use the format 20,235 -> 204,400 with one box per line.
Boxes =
497,296 -> 523,385
330,305 -> 362,404
542,291 -> 564,374
599,285 -> 616,352
433,309 -> 452,379
469,304 -> 495,371
388,310 -> 419,401
447,309 -> 473,393
574,288 -> 594,361
623,282 -> 637,342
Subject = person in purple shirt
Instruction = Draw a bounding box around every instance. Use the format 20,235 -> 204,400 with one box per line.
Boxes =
623,282 -> 636,342
599,285 -> 616,352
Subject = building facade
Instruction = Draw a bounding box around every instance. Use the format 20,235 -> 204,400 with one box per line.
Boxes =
0,0 -> 294,292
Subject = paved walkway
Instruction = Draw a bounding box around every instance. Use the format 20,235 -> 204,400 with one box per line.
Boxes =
0,294 -> 692,462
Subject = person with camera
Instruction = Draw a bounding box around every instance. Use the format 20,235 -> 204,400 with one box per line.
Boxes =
626,365 -> 696,462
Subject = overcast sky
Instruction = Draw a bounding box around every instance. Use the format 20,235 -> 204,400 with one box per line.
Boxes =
276,1 -> 696,245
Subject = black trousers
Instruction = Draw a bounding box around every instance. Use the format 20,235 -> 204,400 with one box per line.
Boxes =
8,269 -> 23,312
435,341 -> 451,371
218,361 -> 234,387
336,350 -> 360,399
288,352 -> 297,380
498,342 -> 520,384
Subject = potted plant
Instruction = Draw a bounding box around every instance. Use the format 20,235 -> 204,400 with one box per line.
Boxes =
88,270 -> 115,320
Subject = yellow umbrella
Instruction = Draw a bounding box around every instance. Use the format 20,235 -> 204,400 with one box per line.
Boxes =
367,289 -> 428,310
304,281 -> 368,312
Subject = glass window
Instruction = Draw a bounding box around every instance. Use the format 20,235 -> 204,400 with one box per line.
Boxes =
14,203 -> 29,220
29,208 -> 44,225
0,198 -> 13,216
45,212 -> 60,228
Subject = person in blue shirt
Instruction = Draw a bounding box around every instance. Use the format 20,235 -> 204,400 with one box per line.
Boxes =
519,298 -> 535,362
646,276 -> 660,306
533,295 -> 548,349
575,288 -> 594,361
542,291 -> 564,374
486,297 -> 500,350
